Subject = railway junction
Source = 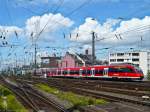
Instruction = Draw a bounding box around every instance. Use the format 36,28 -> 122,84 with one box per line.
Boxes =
1,0 -> 150,112
0,75 -> 150,112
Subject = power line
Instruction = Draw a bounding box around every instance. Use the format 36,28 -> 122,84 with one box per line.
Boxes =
31,0 -> 92,71
35,0 -> 64,41
14,0 -> 50,15
5,0 -> 14,25
36,0 -> 92,41
124,2 -> 150,19
27,0 -> 64,72
65,0 -> 92,17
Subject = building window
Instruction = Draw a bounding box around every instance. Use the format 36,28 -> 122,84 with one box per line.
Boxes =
132,58 -> 139,61
110,59 -> 116,62
135,64 -> 139,67
132,53 -> 139,56
110,53 -> 115,56
117,59 -> 124,62
125,53 -> 130,56
117,53 -> 124,56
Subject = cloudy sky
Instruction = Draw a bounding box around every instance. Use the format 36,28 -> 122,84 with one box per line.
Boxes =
0,0 -> 150,67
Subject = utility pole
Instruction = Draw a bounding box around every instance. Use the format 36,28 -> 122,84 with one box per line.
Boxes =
34,43 -> 37,75
15,53 -> 17,68
92,31 -> 96,66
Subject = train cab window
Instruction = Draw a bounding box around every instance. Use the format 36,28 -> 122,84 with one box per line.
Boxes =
122,68 -> 134,73
135,66 -> 143,74
136,69 -> 143,74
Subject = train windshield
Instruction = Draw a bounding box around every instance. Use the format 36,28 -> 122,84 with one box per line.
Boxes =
134,66 -> 143,74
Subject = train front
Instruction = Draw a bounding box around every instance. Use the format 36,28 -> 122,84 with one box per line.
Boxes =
134,66 -> 144,80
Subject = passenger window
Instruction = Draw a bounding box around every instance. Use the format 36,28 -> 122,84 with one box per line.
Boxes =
74,70 -> 79,74
82,70 -> 86,74
95,70 -> 103,74
109,67 -> 134,73
87,70 -> 90,74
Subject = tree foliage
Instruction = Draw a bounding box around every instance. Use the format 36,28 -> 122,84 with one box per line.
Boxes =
147,70 -> 150,80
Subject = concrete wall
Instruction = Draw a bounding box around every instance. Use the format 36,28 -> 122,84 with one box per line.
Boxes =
139,52 -> 148,79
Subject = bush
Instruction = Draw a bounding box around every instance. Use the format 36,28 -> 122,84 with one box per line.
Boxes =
36,83 -> 108,107
147,71 -> 150,81
0,85 -> 27,111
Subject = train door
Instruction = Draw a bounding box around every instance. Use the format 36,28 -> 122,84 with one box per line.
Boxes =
91,68 -> 95,77
61,69 -> 63,76
103,68 -> 108,77
67,69 -> 70,76
56,69 -> 59,76
79,69 -> 83,77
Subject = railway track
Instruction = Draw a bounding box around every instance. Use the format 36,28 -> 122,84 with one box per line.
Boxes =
47,77 -> 150,91
28,77 -> 150,97
5,76 -> 150,111
48,78 -> 150,96
29,77 -> 150,107
0,76 -> 67,112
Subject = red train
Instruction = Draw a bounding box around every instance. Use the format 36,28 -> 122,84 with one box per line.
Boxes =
47,64 -> 144,80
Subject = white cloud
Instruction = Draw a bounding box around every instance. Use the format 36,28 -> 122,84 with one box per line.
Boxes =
25,13 -> 74,42
0,13 -> 73,44
70,17 -> 120,42
70,16 -> 150,48
113,16 -> 150,47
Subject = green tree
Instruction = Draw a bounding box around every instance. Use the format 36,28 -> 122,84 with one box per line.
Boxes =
147,70 -> 150,81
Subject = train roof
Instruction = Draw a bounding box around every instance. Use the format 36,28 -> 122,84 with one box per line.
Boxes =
60,64 -> 135,69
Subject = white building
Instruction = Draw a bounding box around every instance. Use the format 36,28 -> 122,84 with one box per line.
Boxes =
109,51 -> 150,79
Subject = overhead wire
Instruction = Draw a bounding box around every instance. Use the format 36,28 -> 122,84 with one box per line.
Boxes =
35,0 -> 65,41
35,0 -> 92,41
15,0 -> 50,15
4,0 -> 63,63
5,0 -> 14,25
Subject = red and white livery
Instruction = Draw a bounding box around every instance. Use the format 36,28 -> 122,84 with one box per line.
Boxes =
47,64 -> 144,80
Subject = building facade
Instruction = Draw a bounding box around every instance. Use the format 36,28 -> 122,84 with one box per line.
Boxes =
41,56 -> 61,68
109,51 -> 150,79
59,52 -> 84,68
